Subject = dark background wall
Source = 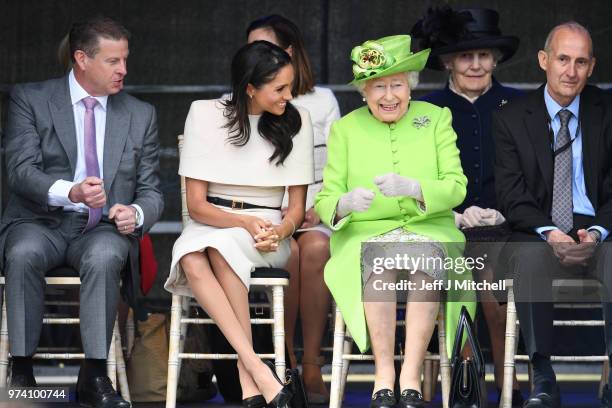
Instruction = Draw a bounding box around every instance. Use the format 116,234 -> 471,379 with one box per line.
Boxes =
1,0 -> 611,307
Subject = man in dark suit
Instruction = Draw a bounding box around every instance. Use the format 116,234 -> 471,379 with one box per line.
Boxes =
494,22 -> 612,408
3,17 -> 163,407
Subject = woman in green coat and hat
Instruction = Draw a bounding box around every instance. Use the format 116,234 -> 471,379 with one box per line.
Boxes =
315,34 -> 475,408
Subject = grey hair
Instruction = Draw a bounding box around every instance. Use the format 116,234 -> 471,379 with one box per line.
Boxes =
353,71 -> 420,95
440,48 -> 503,71
543,21 -> 593,58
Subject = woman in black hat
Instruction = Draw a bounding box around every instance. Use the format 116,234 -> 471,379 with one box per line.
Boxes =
412,7 -> 524,406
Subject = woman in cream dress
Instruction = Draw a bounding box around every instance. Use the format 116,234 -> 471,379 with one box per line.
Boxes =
245,15 -> 340,403
165,41 -> 314,408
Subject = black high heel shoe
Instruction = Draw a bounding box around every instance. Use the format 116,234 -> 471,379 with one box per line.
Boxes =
262,360 -> 293,408
242,394 -> 267,408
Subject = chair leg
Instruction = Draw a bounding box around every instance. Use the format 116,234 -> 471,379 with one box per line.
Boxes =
501,285 -> 518,408
113,318 -> 130,402
125,308 -> 134,359
166,294 -> 183,408
0,289 -> 8,386
431,360 -> 440,400
600,359 -> 609,398
339,328 -> 352,402
329,305 -> 346,408
272,285 -> 286,378
107,324 -> 118,389
437,304 -> 450,408
178,296 -> 189,369
422,354 -> 433,401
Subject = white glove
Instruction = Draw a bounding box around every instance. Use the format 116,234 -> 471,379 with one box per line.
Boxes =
336,187 -> 375,218
461,206 -> 506,228
373,173 -> 423,200
453,211 -> 463,228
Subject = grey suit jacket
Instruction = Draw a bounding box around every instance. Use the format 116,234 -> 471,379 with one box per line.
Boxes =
2,75 -> 164,318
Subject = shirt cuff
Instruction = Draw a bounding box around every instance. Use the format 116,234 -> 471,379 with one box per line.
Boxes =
48,179 -> 77,207
131,204 -> 145,228
588,225 -> 609,242
535,226 -> 558,240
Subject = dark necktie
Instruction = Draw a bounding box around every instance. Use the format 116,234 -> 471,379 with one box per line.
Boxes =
551,109 -> 573,233
82,97 -> 102,232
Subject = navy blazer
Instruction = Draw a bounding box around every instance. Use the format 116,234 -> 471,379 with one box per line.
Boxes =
420,78 -> 523,212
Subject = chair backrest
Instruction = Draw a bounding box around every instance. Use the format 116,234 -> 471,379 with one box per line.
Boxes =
177,135 -> 190,227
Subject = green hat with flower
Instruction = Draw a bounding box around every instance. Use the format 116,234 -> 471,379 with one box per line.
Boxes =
349,34 -> 430,85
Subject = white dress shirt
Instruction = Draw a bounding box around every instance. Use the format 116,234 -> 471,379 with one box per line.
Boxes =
47,70 -> 143,226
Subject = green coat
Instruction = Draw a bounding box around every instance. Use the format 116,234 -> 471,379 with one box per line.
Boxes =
315,101 -> 476,353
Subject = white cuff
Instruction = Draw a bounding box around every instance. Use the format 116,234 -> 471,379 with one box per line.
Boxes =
48,180 -> 77,207
130,204 -> 145,228
535,226 -> 558,241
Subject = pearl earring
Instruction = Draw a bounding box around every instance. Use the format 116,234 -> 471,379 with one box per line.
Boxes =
362,97 -> 366,102
249,94 -> 253,99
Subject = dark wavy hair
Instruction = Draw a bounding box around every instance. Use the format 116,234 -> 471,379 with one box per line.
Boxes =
222,41 -> 302,166
246,14 -> 315,96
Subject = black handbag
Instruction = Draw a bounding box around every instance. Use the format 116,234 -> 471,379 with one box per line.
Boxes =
448,306 -> 487,408
284,367 -> 309,408
263,360 -> 309,408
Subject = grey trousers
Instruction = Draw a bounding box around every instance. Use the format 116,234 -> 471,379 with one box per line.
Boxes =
3,213 -> 130,359
505,232 -> 612,359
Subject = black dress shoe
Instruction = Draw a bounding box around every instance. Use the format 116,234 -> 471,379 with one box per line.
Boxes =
243,394 -> 267,408
76,376 -> 130,408
397,389 -> 426,408
496,388 -> 525,407
9,372 -> 37,387
523,382 -> 560,408
370,388 -> 396,408
601,384 -> 612,407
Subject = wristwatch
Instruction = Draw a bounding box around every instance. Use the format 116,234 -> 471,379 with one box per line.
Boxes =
588,229 -> 602,244
132,206 -> 143,226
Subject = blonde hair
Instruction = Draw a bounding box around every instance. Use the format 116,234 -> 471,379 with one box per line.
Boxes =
57,33 -> 72,73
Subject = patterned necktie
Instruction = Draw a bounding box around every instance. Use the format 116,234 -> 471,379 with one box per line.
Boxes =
551,108 -> 573,233
82,97 -> 102,232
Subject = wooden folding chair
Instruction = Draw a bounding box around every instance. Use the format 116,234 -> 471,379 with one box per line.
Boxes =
501,278 -> 608,408
328,303 -> 451,408
0,270 -> 130,401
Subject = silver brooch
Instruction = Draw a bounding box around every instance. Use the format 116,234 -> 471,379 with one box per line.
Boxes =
412,116 -> 431,129
499,99 -> 508,107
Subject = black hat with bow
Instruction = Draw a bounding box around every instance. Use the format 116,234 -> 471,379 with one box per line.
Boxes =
411,7 -> 519,70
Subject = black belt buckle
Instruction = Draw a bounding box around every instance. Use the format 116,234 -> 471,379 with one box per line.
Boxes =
231,200 -> 244,210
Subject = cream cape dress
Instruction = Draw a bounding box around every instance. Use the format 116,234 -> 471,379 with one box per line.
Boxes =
164,99 -> 314,297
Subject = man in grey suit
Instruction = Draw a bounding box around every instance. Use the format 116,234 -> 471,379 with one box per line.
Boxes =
3,16 -> 163,407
